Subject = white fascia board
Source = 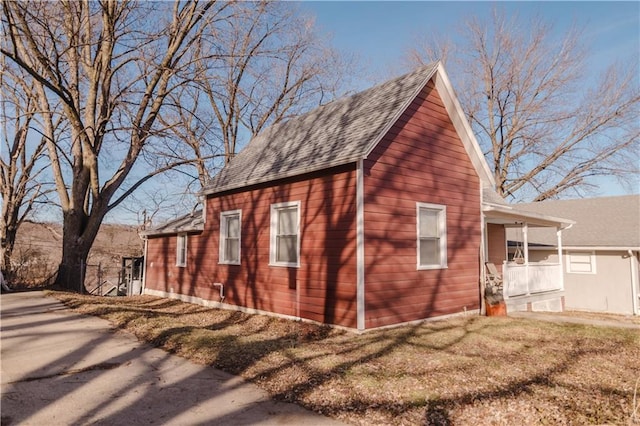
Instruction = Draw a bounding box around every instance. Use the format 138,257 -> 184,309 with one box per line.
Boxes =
562,246 -> 640,251
483,204 -> 575,229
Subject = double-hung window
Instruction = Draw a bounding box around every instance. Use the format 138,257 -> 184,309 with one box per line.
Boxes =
219,210 -> 241,264
270,201 -> 300,267
417,203 -> 447,269
176,233 -> 187,267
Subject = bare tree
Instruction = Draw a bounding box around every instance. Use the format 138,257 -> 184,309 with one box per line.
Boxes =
406,9 -> 640,201
1,0 -> 222,291
157,1 -> 350,187
0,55 -> 57,279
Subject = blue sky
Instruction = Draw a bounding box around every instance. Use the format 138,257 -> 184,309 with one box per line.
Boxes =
300,1 -> 639,82
104,1 -> 638,223
298,1 -> 640,196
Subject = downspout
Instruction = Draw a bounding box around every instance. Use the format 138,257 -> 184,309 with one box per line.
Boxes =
558,223 -> 573,298
141,237 -> 148,295
629,250 -> 639,315
523,222 -> 529,295
356,160 -> 365,331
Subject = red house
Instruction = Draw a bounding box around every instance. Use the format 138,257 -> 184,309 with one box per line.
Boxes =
142,63 -> 567,330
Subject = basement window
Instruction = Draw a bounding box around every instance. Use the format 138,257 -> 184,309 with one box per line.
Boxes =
417,202 -> 448,269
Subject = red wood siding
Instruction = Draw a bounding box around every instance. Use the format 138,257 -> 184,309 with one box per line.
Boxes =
145,232 -> 204,297
145,165 -> 359,328
363,80 -> 482,328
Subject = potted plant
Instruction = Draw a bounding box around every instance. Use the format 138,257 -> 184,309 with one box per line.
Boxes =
485,277 -> 507,316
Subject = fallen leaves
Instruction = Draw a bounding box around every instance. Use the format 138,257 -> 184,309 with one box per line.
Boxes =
51,292 -> 640,425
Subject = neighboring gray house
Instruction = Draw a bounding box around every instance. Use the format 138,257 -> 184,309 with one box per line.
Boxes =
511,195 -> 640,315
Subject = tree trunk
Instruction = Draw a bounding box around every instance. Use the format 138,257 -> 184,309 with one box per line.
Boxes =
54,258 -> 86,293
1,226 -> 17,279
1,204 -> 19,280
53,210 -> 101,293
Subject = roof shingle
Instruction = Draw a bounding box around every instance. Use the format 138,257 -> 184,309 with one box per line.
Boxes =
141,210 -> 204,237
517,195 -> 640,248
202,63 -> 439,195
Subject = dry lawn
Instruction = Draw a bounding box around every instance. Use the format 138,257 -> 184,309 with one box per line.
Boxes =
50,292 -> 640,425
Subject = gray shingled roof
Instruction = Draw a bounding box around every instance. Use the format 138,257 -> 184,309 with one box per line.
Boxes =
517,195 -> 640,248
141,210 -> 204,237
482,184 -> 509,206
202,63 -> 439,195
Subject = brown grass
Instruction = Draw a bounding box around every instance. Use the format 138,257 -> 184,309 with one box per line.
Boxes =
50,292 -> 640,425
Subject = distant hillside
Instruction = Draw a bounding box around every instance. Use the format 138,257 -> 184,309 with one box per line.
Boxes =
11,221 -> 144,287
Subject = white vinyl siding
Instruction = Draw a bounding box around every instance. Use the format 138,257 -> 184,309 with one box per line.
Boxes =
567,251 -> 596,274
417,203 -> 447,269
270,201 -> 300,267
176,234 -> 187,267
219,210 -> 241,264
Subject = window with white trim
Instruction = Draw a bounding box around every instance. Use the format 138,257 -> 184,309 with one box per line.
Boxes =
176,234 -> 187,267
567,251 -> 596,274
417,203 -> 447,269
270,201 -> 300,267
219,210 -> 241,264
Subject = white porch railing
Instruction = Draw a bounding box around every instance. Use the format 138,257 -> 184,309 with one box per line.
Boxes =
503,263 -> 563,298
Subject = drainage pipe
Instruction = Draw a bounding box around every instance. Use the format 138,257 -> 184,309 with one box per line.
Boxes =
629,250 -> 639,315
213,282 -> 225,303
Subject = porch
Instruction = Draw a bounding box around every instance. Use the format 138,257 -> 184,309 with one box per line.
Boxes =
483,199 -> 574,313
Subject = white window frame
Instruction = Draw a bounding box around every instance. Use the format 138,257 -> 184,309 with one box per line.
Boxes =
219,209 -> 241,265
270,201 -> 301,268
416,202 -> 448,270
176,233 -> 187,267
566,251 -> 596,274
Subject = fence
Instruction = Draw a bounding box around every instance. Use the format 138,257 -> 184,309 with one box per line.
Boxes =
84,262 -> 122,295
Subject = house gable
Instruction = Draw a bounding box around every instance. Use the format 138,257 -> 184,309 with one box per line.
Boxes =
361,79 -> 483,328
202,62 -> 493,198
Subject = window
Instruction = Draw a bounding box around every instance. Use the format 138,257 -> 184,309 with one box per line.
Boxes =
270,201 -> 300,267
417,203 -> 447,269
567,252 -> 596,274
219,210 -> 241,264
176,234 -> 187,267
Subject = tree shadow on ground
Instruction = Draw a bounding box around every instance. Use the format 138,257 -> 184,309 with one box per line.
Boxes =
43,291 -> 640,426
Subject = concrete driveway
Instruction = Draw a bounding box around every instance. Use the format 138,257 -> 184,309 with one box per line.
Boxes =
1,291 -> 344,425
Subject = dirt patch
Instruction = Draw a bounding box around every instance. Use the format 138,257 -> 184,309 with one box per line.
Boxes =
51,292 -> 640,425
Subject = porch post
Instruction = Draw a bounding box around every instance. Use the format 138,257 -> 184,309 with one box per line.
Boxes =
523,222 -> 529,264
557,228 -> 564,291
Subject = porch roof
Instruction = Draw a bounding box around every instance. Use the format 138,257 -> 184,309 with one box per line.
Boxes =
483,202 -> 574,229
140,210 -> 204,237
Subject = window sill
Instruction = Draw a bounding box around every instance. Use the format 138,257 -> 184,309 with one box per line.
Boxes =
417,265 -> 448,271
269,262 -> 300,268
